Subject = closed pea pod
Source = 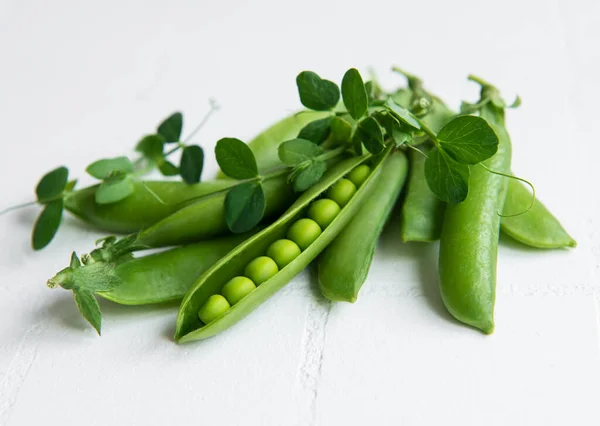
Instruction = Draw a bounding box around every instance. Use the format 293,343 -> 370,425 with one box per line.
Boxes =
439,93 -> 511,334
174,148 -> 391,343
500,179 -> 576,249
319,151 -> 409,302
64,180 -> 237,234
134,173 -> 294,247
401,149 -> 446,242
48,232 -> 254,306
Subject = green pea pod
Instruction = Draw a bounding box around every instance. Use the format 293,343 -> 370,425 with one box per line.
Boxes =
398,95 -> 453,242
64,180 -> 237,234
318,151 -> 409,302
400,149 -> 446,242
500,179 -> 576,249
216,111 -> 332,178
439,105 -> 511,334
135,174 -> 294,247
98,233 -> 252,305
175,148 -> 392,343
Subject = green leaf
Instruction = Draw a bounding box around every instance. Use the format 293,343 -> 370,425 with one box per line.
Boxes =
352,133 -> 363,156
298,116 -> 333,144
70,252 -> 81,269
341,68 -> 368,120
296,71 -> 340,111
95,175 -> 134,204
437,115 -> 499,165
158,160 -> 180,176
292,161 -> 327,192
136,134 -> 165,159
424,148 -> 470,203
72,262 -> 122,292
86,157 -> 133,180
356,117 -> 385,154
224,182 -> 266,233
330,116 -> 353,143
36,166 -> 68,202
215,138 -> 258,179
32,199 -> 63,250
73,288 -> 102,335
157,112 -> 183,142
384,98 -> 421,130
180,145 -> 204,184
278,139 -> 323,166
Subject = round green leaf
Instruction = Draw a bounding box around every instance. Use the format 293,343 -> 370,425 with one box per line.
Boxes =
157,112 -> 183,142
297,116 -> 333,144
36,166 -> 68,202
32,199 -> 64,250
356,117 -> 384,154
86,157 -> 133,180
296,71 -> 340,111
341,68 -> 368,120
292,161 -> 327,192
215,138 -> 258,179
278,139 -> 324,166
158,159 -> 180,176
180,145 -> 204,184
424,148 -> 470,203
437,115 -> 499,165
225,182 -> 266,233
136,134 -> 165,159
94,175 -> 134,204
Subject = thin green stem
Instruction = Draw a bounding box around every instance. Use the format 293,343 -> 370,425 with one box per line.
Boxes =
0,200 -> 37,217
391,66 -> 422,89
181,99 -> 220,144
418,121 -> 438,144
318,145 -> 347,162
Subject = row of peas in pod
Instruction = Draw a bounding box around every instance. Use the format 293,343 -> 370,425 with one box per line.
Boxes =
197,164 -> 371,325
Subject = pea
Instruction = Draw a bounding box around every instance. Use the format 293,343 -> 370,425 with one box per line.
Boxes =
221,276 -> 257,305
326,178 -> 357,207
307,199 -> 341,229
244,256 -> 279,285
266,239 -> 301,268
198,294 -> 231,324
346,164 -> 371,187
286,218 -> 322,250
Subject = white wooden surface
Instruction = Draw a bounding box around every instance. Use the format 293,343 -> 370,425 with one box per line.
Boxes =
1,1 -> 599,425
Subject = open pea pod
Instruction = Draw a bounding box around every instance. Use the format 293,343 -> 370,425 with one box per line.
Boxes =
175,147 -> 393,343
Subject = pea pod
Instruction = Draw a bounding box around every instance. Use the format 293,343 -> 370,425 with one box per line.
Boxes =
318,151 -> 409,302
134,174 -> 294,247
175,148 -> 392,343
98,233 -> 252,305
64,180 -> 237,234
400,149 -> 446,242
500,179 -> 576,249
216,111 -> 332,178
439,103 -> 511,334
